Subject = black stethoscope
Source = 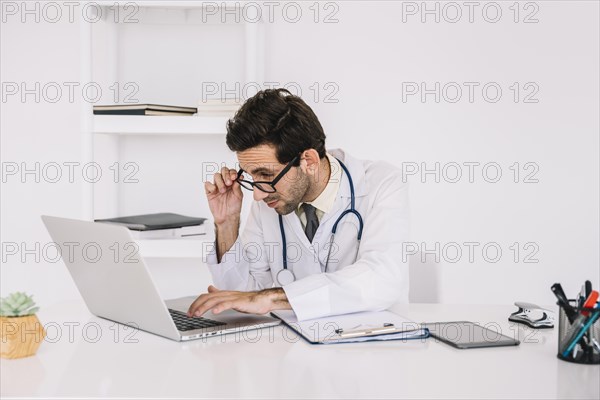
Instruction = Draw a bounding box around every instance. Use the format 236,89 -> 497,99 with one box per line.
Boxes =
276,159 -> 364,286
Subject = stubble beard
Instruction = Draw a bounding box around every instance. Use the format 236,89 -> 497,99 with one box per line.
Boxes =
272,172 -> 310,216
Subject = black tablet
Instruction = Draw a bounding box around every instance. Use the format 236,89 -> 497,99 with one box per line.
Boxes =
422,321 -> 520,349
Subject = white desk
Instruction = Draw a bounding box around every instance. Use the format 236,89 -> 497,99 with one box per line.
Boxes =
2,301 -> 598,399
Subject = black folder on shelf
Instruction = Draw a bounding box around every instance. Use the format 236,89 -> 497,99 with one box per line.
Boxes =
93,104 -> 197,116
95,213 -> 207,231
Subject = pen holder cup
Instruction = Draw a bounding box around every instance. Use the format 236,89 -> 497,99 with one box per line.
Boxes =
557,301 -> 600,364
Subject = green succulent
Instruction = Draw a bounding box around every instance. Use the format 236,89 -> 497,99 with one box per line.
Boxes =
0,292 -> 40,317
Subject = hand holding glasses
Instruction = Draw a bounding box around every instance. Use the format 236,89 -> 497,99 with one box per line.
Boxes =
204,166 -> 243,226
204,155 -> 300,225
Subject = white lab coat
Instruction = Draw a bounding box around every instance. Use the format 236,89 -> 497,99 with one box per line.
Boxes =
206,148 -> 409,321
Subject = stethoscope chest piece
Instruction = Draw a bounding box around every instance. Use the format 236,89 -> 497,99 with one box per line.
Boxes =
276,269 -> 295,286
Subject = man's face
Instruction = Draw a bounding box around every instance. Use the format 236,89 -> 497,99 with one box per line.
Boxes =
237,144 -> 310,215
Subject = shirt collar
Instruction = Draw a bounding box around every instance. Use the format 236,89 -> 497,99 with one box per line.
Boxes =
298,153 -> 342,215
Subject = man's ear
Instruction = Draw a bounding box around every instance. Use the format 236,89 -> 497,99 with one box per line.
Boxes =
300,149 -> 321,175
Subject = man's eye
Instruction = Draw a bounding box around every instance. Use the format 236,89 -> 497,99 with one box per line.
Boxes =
260,174 -> 274,179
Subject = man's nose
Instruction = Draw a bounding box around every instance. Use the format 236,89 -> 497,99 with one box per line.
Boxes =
253,188 -> 269,202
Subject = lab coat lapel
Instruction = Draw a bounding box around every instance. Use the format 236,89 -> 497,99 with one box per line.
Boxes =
316,149 -> 368,267
319,148 -> 368,228
319,178 -> 351,228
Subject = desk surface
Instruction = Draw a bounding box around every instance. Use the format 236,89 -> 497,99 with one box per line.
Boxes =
1,301 -> 598,399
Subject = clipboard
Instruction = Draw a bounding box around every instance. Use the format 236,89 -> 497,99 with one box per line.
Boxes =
271,310 -> 430,344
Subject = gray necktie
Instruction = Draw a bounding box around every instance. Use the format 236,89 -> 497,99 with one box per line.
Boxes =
302,203 -> 319,243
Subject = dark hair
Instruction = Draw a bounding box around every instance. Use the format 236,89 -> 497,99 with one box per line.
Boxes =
226,88 -> 326,165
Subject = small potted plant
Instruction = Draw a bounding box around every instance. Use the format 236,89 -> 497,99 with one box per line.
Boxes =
0,292 -> 46,359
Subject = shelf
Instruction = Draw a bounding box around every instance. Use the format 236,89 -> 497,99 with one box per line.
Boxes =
93,115 -> 229,135
136,238 -> 211,258
96,1 -> 241,8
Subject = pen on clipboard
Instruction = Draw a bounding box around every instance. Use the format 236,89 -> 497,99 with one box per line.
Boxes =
335,323 -> 396,338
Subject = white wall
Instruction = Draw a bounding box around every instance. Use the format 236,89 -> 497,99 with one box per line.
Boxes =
1,12 -> 85,306
262,1 -> 600,304
1,1 -> 598,309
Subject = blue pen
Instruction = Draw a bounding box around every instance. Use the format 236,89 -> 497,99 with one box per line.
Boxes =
562,307 -> 600,358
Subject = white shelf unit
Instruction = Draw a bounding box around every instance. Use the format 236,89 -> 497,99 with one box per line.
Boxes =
95,1 -> 242,8
93,115 -> 229,135
136,239 -> 208,258
82,2 -> 264,258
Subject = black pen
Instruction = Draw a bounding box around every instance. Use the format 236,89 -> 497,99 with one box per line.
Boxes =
585,280 -> 592,298
551,283 -> 576,323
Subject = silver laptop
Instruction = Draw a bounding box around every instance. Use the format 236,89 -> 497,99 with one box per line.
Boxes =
41,215 -> 280,341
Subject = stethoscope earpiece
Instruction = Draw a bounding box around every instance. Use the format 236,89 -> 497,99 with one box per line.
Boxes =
276,158 -> 364,286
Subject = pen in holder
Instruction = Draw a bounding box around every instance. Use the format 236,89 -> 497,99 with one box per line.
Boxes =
557,300 -> 600,364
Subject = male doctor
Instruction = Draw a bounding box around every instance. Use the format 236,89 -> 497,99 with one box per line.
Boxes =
188,88 -> 409,321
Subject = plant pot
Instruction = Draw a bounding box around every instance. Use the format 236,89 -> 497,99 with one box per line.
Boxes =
0,314 -> 46,359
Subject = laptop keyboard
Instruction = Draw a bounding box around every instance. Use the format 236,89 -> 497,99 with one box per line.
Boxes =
168,309 -> 226,332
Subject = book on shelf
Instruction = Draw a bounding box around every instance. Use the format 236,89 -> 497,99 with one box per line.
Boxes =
196,98 -> 242,116
93,104 -> 197,116
95,213 -> 207,240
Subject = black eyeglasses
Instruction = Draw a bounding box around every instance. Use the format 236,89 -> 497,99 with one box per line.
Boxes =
236,155 -> 300,193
